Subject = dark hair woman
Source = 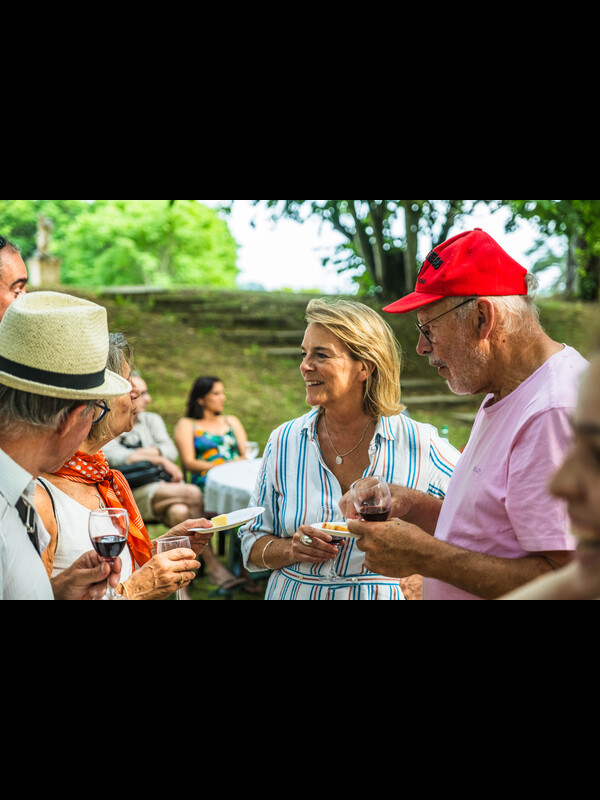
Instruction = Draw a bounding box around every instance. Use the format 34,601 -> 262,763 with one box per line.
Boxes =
174,376 -> 249,490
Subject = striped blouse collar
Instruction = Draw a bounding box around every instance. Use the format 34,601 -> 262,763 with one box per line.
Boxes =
300,409 -> 396,442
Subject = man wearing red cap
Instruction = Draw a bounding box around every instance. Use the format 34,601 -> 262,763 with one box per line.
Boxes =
346,229 -> 589,600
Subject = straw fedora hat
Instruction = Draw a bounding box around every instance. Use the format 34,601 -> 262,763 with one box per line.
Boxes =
0,292 -> 132,400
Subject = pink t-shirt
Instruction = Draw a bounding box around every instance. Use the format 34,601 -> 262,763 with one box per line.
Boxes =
423,346 -> 588,601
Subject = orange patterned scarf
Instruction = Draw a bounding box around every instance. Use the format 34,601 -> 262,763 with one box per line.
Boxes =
53,450 -> 152,568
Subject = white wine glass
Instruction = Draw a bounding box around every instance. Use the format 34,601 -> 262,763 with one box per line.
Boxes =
156,535 -> 192,601
88,508 -> 129,601
245,441 -> 260,460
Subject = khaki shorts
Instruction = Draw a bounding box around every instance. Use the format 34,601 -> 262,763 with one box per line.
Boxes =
132,481 -> 162,522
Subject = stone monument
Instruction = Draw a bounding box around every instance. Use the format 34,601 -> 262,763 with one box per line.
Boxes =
28,214 -> 62,286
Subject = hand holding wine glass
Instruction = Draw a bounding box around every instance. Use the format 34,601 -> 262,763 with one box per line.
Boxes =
88,508 -> 129,600
156,535 -> 193,600
351,476 -> 392,522
317,505 -> 347,583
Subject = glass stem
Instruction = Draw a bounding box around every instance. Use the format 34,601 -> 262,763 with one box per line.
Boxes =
105,561 -> 117,598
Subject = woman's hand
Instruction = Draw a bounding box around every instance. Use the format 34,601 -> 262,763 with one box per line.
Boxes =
163,518 -> 215,558
291,524 -> 340,565
123,549 -> 200,600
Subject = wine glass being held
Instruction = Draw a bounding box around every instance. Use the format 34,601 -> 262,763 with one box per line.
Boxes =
88,508 -> 129,600
317,505 -> 347,582
156,535 -> 195,600
351,476 -> 392,522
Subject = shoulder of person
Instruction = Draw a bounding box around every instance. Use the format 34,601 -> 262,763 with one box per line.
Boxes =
144,411 -> 166,425
174,416 -> 195,431
34,478 -> 58,529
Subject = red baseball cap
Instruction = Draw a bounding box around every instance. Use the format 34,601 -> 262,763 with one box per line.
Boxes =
383,229 -> 529,314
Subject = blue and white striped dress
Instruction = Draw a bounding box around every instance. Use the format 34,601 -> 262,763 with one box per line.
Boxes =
239,409 -> 460,600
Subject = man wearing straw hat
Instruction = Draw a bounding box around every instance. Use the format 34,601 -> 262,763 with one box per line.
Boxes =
0,291 -> 133,599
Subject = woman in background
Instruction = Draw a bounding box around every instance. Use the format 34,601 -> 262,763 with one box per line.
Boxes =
174,377 -> 248,492
174,376 -> 255,594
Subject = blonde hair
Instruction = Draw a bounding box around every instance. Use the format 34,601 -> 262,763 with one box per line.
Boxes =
306,298 -> 405,418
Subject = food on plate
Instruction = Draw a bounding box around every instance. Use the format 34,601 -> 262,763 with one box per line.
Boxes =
211,514 -> 228,527
322,522 -> 349,533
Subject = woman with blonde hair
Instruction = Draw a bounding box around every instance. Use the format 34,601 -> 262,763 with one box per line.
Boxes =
239,298 -> 460,600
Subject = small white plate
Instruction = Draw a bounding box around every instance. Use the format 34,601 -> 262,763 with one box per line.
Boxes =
310,522 -> 361,539
189,507 -> 265,533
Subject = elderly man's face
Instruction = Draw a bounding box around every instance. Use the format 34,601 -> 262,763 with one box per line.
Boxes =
416,298 -> 489,396
0,251 -> 28,320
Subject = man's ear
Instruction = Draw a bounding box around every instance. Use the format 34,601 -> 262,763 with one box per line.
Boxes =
55,404 -> 92,439
475,298 -> 495,341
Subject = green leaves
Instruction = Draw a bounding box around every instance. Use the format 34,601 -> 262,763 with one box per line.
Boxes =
0,199 -> 238,289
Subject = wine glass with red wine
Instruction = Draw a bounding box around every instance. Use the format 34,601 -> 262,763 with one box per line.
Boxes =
317,506 -> 347,583
88,508 -> 129,600
351,476 -> 392,522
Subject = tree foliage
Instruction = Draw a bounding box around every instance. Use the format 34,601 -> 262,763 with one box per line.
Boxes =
503,200 -> 600,301
0,199 -> 238,289
247,200 -> 494,299
246,199 -> 600,302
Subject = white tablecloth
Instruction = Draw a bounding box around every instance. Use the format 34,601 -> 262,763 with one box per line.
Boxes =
204,459 -> 263,515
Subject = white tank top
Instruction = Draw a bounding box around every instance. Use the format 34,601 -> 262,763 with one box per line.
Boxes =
37,478 -> 135,581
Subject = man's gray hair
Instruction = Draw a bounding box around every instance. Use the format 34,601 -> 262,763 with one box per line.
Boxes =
86,332 -> 134,445
0,385 -> 95,435
454,274 -> 541,337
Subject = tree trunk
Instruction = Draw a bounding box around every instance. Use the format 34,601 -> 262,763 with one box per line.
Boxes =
403,201 -> 420,294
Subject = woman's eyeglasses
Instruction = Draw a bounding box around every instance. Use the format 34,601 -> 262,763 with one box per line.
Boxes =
416,297 -> 477,344
92,401 -> 111,424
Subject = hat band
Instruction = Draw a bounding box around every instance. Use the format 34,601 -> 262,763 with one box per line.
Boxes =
0,354 -> 106,391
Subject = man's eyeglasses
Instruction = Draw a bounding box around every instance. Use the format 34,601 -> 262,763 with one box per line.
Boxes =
0,236 -> 7,248
92,401 -> 111,424
416,297 -> 477,345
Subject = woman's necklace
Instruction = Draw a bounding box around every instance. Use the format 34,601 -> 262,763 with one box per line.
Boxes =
95,488 -> 105,509
322,414 -> 373,465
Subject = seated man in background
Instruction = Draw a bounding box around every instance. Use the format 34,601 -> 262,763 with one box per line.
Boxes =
103,372 -> 237,591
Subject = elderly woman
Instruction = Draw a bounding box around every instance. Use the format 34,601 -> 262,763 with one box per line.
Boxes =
34,333 -> 214,600
239,298 -> 460,600
174,376 -> 249,491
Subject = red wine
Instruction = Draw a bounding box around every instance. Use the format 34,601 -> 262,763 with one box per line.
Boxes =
92,535 -> 127,561
360,507 -> 390,522
329,536 -> 345,546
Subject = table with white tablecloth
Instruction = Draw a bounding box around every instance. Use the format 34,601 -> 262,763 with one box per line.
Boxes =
204,459 -> 263,515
